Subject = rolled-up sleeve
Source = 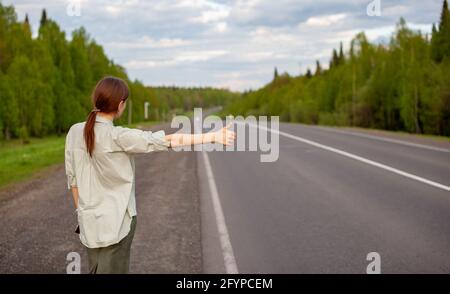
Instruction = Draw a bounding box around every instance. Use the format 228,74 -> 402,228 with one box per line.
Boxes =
65,132 -> 77,190
112,126 -> 170,154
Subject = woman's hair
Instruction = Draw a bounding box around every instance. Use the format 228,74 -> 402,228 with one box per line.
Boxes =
84,76 -> 129,157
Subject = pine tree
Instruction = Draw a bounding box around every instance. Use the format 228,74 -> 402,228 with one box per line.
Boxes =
314,60 -> 322,76
273,67 -> 279,80
305,68 -> 312,78
339,42 -> 345,64
330,48 -> 339,68
439,0 -> 449,32
431,23 -> 439,61
23,13 -> 31,36
440,0 -> 450,60
431,0 -> 450,62
40,9 -> 47,28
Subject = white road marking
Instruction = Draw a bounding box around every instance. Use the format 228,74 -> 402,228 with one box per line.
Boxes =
244,122 -> 450,192
202,151 -> 239,274
316,126 -> 450,153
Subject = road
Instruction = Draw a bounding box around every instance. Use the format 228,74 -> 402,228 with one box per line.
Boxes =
199,123 -> 450,274
1,121 -> 449,273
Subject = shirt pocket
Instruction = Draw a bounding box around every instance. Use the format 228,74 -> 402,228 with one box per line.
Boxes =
78,210 -> 118,245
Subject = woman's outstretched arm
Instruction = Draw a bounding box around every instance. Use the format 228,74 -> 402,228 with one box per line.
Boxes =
165,123 -> 236,148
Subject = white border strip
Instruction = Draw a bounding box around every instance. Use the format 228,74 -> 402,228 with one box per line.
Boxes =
202,151 -> 239,274
245,122 -> 450,192
316,127 -> 450,153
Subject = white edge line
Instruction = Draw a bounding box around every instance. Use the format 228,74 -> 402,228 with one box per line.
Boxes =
241,122 -> 450,192
202,151 -> 239,274
316,126 -> 450,153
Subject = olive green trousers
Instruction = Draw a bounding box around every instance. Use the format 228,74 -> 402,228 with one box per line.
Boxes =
86,216 -> 137,274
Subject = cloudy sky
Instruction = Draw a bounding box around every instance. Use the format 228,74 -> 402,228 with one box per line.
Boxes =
4,0 -> 444,91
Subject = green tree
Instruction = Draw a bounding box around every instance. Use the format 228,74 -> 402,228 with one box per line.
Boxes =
0,72 -> 19,139
431,0 -> 450,62
305,68 -> 312,78
40,9 -> 47,28
70,27 -> 93,95
339,42 -> 344,64
330,49 -> 339,68
314,60 -> 322,76
0,2 -> 16,71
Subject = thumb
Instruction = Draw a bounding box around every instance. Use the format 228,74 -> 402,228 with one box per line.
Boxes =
225,122 -> 233,129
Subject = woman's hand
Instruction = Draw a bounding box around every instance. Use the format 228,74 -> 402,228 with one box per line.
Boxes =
213,123 -> 236,146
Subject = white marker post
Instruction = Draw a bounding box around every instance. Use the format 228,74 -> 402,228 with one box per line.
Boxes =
128,99 -> 132,125
144,101 -> 150,120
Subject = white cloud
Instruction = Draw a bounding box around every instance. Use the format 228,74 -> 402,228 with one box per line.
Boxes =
250,27 -> 298,43
125,50 -> 229,69
241,51 -> 274,62
175,0 -> 223,9
176,50 -> 228,62
190,7 -> 230,24
301,13 -> 347,27
107,36 -> 190,49
214,22 -> 228,33
105,5 -> 121,16
230,0 -> 262,23
383,5 -> 410,17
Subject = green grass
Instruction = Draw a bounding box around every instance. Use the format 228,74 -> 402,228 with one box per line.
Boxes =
0,120 -> 161,189
333,126 -> 450,142
0,136 -> 66,188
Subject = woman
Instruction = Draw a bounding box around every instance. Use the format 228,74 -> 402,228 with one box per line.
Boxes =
65,76 -> 235,274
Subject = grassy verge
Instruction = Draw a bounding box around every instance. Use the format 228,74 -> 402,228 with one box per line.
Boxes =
332,126 -> 450,142
0,120 -> 160,189
0,136 -> 66,188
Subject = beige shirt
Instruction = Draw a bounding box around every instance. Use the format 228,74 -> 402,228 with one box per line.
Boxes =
65,115 -> 169,248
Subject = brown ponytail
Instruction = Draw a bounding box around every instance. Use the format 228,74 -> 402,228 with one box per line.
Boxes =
84,76 -> 129,157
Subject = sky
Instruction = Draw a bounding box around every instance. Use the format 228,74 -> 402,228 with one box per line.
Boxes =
3,0 -> 444,91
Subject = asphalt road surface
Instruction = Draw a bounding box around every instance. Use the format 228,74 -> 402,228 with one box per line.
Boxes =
199,123 -> 450,274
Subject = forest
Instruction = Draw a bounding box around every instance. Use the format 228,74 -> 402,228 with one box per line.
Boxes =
0,2 -> 238,141
226,1 -> 450,136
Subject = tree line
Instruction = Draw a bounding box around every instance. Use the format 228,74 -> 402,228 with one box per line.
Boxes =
152,86 -> 238,117
0,2 -> 238,140
226,1 -> 450,136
